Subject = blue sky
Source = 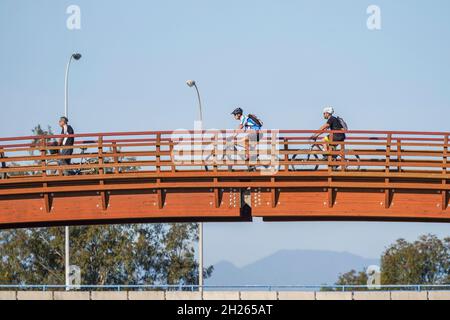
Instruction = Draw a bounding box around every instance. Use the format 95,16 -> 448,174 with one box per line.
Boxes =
1,1 -> 450,269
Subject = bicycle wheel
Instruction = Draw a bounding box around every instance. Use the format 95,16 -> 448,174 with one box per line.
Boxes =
46,160 -> 60,176
78,158 -> 98,175
289,151 -> 320,171
225,145 -> 243,172
204,152 -> 216,171
344,154 -> 361,171
204,148 -> 230,171
329,153 -> 361,171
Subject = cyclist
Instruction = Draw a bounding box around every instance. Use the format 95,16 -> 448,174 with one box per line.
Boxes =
231,107 -> 262,168
310,106 -> 346,154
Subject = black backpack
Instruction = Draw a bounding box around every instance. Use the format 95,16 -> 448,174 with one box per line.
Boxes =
337,116 -> 348,130
247,114 -> 263,127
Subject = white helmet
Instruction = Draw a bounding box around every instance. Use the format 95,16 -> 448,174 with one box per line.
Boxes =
323,106 -> 334,115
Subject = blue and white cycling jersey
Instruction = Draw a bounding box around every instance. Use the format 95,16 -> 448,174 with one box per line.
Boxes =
240,115 -> 261,131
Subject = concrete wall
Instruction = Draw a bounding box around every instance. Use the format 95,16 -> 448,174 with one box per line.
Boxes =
128,291 -> 165,300
391,291 -> 428,300
0,291 -> 17,300
203,291 -> 240,300
353,291 -> 391,300
54,291 -> 90,300
165,291 -> 202,300
91,291 -> 128,300
428,291 -> 450,300
315,291 -> 353,300
16,291 -> 54,300
240,291 -> 278,300
0,290 -> 448,300
277,292 -> 315,300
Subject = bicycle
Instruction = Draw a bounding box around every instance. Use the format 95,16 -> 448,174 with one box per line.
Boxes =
204,136 -> 280,173
46,142 -> 98,176
204,139 -> 247,172
289,140 -> 360,171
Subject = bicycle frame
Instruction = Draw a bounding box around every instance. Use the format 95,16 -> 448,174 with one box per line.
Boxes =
289,140 -> 360,171
204,141 -> 246,171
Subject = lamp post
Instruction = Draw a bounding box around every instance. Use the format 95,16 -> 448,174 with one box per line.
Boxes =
186,80 -> 203,124
64,53 -> 82,118
186,80 -> 203,293
64,53 -> 81,290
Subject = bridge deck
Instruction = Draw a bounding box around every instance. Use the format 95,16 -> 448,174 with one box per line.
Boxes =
0,129 -> 448,227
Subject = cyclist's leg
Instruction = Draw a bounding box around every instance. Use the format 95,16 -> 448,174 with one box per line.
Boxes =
331,135 -> 345,165
248,131 -> 259,163
331,141 -> 338,159
60,148 -> 74,175
240,132 -> 251,162
321,135 -> 330,160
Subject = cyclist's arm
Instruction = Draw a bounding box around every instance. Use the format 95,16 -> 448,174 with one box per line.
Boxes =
231,123 -> 245,139
58,131 -> 65,146
311,123 -> 330,140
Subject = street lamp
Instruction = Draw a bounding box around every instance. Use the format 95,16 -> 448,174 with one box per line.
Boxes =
64,52 -> 81,290
64,53 -> 82,118
186,80 -> 203,125
186,79 -> 203,293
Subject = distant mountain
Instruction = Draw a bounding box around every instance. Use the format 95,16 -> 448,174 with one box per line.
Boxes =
206,250 -> 379,286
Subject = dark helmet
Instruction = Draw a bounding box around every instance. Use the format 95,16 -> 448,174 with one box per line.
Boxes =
231,107 -> 243,115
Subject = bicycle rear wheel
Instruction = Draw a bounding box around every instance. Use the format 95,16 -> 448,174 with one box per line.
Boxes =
344,154 -> 361,171
203,151 -> 233,171
289,151 -> 320,171
329,154 -> 361,171
46,160 -> 60,176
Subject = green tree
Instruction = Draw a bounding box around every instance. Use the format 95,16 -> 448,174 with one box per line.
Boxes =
321,269 -> 369,291
335,269 -> 368,287
0,224 -> 212,286
333,234 -> 450,286
381,234 -> 450,285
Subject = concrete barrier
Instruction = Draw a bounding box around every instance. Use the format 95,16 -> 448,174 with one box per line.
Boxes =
17,291 -> 53,300
5,289 -> 449,300
91,291 -> 128,300
240,291 -> 277,300
203,291 -> 240,300
128,291 -> 165,300
165,291 -> 202,300
315,291 -> 353,300
278,291 -> 315,300
426,291 -> 450,300
0,291 -> 16,300
53,291 -> 90,300
390,291 -> 428,300
353,291 -> 391,300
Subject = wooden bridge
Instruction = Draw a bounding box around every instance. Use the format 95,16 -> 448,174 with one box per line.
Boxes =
0,129 -> 448,228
